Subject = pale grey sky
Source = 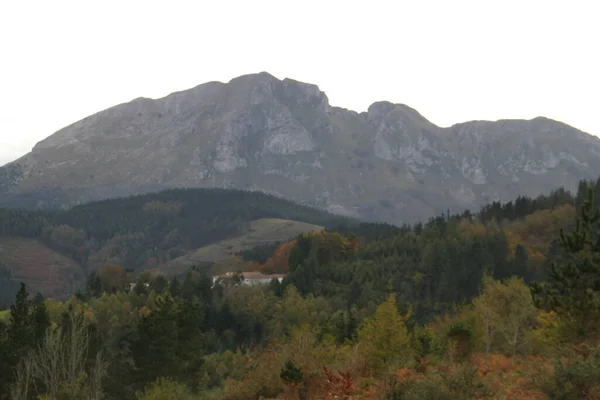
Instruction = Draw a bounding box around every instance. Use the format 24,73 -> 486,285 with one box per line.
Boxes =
1,0 -> 598,165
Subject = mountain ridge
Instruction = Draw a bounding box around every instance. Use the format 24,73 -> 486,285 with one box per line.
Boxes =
2,72 -> 599,223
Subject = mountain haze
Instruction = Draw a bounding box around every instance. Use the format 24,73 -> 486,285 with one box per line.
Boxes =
2,72 -> 599,223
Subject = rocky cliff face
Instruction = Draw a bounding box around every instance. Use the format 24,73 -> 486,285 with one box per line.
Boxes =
2,72 -> 599,224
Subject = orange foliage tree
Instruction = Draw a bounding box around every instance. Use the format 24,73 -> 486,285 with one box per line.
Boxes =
260,240 -> 297,274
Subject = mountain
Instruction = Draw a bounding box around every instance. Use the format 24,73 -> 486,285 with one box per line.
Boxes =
0,188 -> 349,299
2,72 -> 599,224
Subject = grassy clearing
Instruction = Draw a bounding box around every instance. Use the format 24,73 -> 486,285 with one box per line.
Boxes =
161,218 -> 324,274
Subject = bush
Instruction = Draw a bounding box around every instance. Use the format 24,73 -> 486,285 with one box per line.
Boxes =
136,377 -> 197,400
280,360 -> 303,385
542,346 -> 600,399
446,322 -> 475,362
442,364 -> 490,399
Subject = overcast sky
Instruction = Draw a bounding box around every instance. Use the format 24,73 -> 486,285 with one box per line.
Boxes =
1,0 -> 598,165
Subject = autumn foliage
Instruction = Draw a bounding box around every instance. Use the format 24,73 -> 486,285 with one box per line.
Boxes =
322,365 -> 356,400
260,240 -> 297,274
3,180 -> 600,400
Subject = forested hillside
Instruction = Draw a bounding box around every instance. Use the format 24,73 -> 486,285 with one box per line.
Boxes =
241,186 -> 580,322
0,188 -> 351,302
0,178 -> 599,399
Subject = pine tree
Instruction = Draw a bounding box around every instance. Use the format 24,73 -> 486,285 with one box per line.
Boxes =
575,179 -> 591,210
0,320 -> 10,399
531,187 -> 600,339
1,283 -> 43,400
133,294 -> 179,387
513,244 -> 530,280
595,176 -> 600,205
280,360 -> 303,385
85,271 -> 102,298
8,283 -> 34,357
31,293 -> 50,345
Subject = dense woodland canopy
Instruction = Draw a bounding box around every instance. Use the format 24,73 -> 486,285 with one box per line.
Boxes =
0,177 -> 600,399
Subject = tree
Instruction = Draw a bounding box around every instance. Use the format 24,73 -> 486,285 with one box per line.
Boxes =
3,282 -> 49,398
531,187 -> 600,339
174,298 -> 205,386
280,360 -> 304,399
0,264 -> 20,308
0,320 -> 11,399
271,286 -> 312,338
575,180 -> 591,210
32,293 -> 51,345
495,277 -> 537,355
358,295 -> 412,371
513,244 -> 529,278
181,268 -> 213,305
135,377 -> 196,400
473,275 -> 498,353
134,271 -> 153,296
133,294 -> 179,386
10,354 -> 34,400
8,283 -> 35,356
99,265 -> 128,294
12,309 -> 107,400
280,360 -> 303,385
150,275 -> 169,294
474,276 -> 536,354
85,271 -> 102,298
261,240 -> 296,274
268,278 -> 283,297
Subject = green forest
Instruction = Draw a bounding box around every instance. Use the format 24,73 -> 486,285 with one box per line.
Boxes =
0,188 -> 353,305
1,177 -> 600,399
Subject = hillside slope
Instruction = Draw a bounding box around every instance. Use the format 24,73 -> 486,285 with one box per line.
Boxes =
1,73 -> 599,224
159,218 -> 324,275
0,237 -> 84,298
0,188 -> 349,296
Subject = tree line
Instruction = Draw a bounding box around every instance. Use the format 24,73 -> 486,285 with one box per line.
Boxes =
0,178 -> 599,398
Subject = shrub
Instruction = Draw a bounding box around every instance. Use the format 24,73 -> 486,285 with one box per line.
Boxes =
135,377 -> 197,400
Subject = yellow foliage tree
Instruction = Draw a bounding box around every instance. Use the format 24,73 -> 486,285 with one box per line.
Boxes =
529,310 -> 565,355
135,377 -> 196,400
358,295 -> 412,372
473,276 -> 537,355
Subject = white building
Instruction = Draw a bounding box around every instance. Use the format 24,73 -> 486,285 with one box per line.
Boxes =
212,271 -> 285,286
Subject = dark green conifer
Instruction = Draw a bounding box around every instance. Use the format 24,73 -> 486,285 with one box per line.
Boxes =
531,187 -> 600,339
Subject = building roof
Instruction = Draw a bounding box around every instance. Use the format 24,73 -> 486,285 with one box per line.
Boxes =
242,271 -> 285,280
213,271 -> 285,280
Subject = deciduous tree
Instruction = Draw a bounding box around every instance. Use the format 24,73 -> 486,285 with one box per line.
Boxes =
358,294 -> 412,371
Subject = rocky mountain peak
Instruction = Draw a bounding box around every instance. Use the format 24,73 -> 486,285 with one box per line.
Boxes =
367,101 -> 435,128
281,78 -> 330,113
1,73 -> 599,224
